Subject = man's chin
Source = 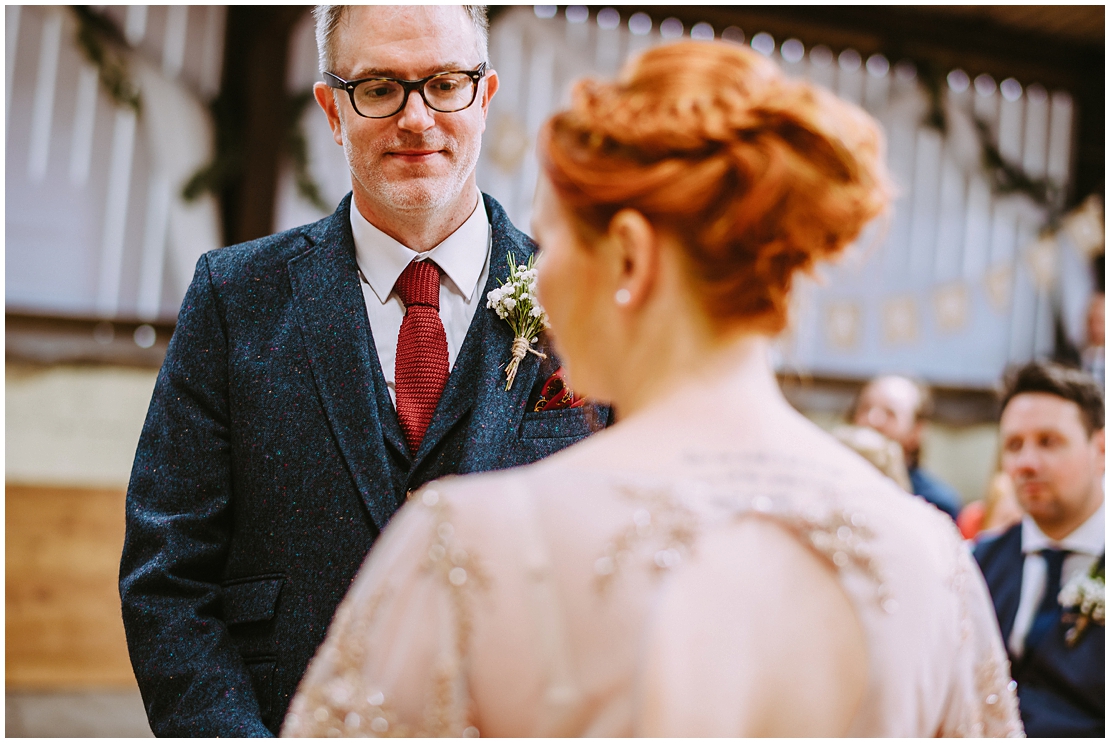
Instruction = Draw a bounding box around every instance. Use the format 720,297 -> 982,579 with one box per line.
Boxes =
373,181 -> 462,212
1018,496 -> 1058,523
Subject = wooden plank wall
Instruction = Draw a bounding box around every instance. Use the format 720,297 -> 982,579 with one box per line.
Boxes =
6,484 -> 137,688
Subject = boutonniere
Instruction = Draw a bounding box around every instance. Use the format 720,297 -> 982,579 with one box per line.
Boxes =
1058,558 -> 1105,647
486,253 -> 548,390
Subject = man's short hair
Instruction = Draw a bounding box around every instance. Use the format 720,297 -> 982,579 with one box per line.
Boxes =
313,5 -> 490,77
853,374 -> 935,423
999,360 -> 1105,434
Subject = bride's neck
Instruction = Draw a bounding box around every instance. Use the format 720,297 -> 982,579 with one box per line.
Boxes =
611,329 -> 784,421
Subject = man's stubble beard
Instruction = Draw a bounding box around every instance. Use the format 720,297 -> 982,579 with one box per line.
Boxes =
345,134 -> 482,215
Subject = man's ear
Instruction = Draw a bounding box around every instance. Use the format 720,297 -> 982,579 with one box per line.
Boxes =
607,209 -> 658,311
1092,428 -> 1105,474
313,82 -> 344,147
480,69 -> 499,118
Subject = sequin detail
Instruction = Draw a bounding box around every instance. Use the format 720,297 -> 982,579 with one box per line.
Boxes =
594,476 -> 889,608
282,491 -> 486,737
948,537 -> 1024,738
594,486 -> 700,592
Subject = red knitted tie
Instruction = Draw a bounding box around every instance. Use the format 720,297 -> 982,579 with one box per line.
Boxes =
393,260 -> 449,454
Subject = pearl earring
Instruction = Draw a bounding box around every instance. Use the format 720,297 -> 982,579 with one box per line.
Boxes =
614,288 -> 632,305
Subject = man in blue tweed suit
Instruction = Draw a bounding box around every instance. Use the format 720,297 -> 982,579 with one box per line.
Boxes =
119,6 -> 606,736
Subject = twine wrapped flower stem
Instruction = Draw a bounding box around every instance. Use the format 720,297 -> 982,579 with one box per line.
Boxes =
486,254 -> 548,390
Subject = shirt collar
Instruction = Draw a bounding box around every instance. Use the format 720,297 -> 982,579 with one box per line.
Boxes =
1021,501 -> 1105,556
350,196 -> 490,304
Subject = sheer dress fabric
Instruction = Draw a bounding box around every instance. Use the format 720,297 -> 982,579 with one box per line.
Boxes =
283,454 -> 1023,737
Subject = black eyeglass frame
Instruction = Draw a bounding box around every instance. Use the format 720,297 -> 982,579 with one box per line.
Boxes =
324,62 -> 489,119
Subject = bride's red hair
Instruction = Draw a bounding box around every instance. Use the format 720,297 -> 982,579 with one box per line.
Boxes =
540,41 -> 892,333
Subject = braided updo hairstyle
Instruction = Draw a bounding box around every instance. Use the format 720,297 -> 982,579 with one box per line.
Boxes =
541,41 -> 892,333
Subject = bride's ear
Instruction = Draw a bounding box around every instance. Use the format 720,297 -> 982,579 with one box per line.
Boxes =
607,209 -> 658,311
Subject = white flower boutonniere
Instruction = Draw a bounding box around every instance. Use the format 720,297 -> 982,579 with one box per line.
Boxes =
1058,558 -> 1105,647
486,253 -> 548,390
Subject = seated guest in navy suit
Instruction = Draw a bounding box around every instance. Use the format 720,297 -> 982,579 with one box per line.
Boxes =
975,361 -> 1104,737
852,374 -> 962,520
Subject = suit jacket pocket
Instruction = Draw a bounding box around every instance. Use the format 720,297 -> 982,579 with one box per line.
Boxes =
222,574 -> 285,626
245,655 -> 277,727
520,408 -> 597,439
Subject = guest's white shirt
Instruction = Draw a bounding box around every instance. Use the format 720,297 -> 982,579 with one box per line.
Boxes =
1008,501 -> 1105,658
350,197 -> 492,404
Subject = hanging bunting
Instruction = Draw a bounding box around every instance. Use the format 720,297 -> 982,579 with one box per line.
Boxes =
824,300 -> 862,351
1024,234 -> 1059,292
882,295 -> 918,345
983,263 -> 1014,314
933,282 -> 970,333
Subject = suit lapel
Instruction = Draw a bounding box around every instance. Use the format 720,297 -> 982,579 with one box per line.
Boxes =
983,524 -> 1025,645
287,196 -> 400,530
413,195 -> 541,468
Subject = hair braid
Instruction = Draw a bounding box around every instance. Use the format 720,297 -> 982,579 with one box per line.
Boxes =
541,40 -> 892,333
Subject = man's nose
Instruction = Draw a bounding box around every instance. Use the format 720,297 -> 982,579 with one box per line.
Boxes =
864,408 -> 886,429
396,90 -> 435,132
1008,443 -> 1041,474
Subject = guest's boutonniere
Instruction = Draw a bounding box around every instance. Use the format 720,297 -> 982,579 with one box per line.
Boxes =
1059,557 -> 1105,647
486,253 -> 548,390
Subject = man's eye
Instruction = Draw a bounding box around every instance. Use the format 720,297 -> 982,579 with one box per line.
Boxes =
362,83 -> 396,99
431,80 -> 460,93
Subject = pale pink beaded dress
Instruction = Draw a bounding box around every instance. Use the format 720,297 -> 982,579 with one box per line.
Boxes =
282,382 -> 1023,738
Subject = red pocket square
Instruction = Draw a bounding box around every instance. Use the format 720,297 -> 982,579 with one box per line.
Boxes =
533,368 -> 585,411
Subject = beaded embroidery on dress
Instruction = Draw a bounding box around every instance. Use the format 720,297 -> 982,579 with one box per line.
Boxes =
591,474 -> 889,608
283,455 -> 1023,738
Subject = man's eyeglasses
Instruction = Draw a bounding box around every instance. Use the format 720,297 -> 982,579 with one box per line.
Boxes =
324,63 -> 488,119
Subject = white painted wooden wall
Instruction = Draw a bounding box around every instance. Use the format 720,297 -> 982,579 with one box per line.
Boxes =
275,5 -> 1093,388
6,5 -> 225,323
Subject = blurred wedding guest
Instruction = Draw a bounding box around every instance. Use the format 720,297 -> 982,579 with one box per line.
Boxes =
284,39 -> 1021,736
974,361 -> 1104,737
958,470 -> 1024,541
852,374 -> 962,520
832,424 -> 912,491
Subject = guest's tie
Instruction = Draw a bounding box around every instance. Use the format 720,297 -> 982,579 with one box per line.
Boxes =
1023,548 -> 1070,654
393,260 -> 449,454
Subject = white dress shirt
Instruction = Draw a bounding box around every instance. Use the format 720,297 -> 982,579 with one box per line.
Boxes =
350,197 -> 492,404
1008,501 -> 1105,658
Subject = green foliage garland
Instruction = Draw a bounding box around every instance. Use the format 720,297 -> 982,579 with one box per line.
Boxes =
181,89 -> 243,202
70,6 -> 141,114
916,61 -> 1064,223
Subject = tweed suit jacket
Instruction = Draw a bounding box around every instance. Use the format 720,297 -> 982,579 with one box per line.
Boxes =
974,524 -> 1105,737
119,194 -> 608,737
